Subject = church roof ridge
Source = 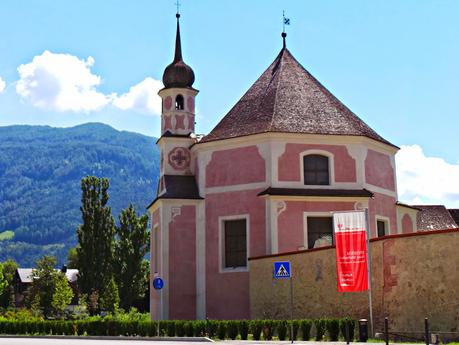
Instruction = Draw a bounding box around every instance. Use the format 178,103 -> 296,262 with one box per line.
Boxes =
200,47 -> 395,148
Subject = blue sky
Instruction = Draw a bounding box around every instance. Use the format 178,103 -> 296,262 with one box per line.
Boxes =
0,0 -> 458,207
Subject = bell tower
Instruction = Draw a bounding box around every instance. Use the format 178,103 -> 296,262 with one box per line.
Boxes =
157,12 -> 198,189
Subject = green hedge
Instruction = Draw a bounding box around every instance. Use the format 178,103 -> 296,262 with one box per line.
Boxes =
0,318 -> 356,339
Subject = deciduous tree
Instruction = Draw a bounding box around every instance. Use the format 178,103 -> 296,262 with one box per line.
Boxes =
114,204 -> 149,310
76,176 -> 116,314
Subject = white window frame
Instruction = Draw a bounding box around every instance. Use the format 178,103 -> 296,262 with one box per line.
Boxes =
218,214 -> 250,273
300,150 -> 335,187
375,215 -> 391,237
303,212 -> 334,250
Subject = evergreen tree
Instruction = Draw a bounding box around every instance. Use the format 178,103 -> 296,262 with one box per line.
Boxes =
76,176 -> 116,314
114,204 -> 149,310
99,277 -> 119,314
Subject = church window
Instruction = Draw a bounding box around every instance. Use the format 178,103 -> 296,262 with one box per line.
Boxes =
223,219 -> 247,268
303,154 -> 329,185
377,219 -> 388,237
307,216 -> 333,249
175,94 -> 184,110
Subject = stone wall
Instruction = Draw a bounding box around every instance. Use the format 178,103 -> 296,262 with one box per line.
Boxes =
249,229 -> 459,334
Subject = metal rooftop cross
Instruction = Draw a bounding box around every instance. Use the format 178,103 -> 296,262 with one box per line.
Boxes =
175,0 -> 181,15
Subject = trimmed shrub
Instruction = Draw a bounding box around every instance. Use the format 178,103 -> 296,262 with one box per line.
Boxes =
184,321 -> 194,337
217,321 -> 227,340
291,320 -> 299,340
262,320 -> 274,340
339,318 -> 355,341
277,320 -> 288,340
314,318 -> 326,341
194,320 -> 206,337
207,319 -> 219,338
250,320 -> 263,341
227,320 -> 239,340
239,320 -> 249,340
300,319 -> 312,340
175,320 -> 186,337
166,320 -> 175,337
326,318 -> 340,341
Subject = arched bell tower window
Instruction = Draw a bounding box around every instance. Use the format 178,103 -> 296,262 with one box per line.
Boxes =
175,94 -> 184,110
303,154 -> 329,185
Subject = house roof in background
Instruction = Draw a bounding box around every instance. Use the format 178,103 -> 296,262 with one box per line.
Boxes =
414,205 -> 459,231
16,268 -> 78,283
448,209 -> 459,226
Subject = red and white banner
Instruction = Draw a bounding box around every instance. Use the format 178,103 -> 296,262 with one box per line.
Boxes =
333,211 -> 368,292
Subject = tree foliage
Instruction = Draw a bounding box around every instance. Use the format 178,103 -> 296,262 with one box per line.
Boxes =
0,259 -> 18,308
114,204 -> 149,310
76,176 -> 116,314
51,273 -> 74,318
26,256 -> 73,318
0,264 -> 7,297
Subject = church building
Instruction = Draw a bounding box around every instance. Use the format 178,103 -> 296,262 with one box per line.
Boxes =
148,14 -> 420,320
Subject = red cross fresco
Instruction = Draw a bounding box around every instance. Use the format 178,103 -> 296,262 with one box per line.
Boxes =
168,147 -> 190,170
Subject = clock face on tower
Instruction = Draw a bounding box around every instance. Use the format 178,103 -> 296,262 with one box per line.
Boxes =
168,147 -> 191,170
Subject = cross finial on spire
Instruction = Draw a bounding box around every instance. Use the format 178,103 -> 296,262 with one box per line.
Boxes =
175,0 -> 181,17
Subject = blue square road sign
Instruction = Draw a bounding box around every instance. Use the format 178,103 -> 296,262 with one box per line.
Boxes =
274,261 -> 291,279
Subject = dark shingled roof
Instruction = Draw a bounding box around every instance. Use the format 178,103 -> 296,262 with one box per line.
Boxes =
201,48 -> 394,146
414,205 -> 459,231
147,175 -> 202,209
258,188 -> 373,198
448,209 -> 459,226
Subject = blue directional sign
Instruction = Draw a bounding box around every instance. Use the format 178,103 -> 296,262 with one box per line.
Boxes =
153,277 -> 164,290
274,261 -> 291,279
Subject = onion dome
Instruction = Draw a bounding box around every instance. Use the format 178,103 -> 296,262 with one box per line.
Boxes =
162,14 -> 195,88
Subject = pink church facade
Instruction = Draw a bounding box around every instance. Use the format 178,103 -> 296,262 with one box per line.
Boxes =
148,15 -> 418,320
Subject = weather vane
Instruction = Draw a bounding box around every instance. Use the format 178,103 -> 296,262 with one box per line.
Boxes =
283,10 -> 291,33
282,10 -> 290,48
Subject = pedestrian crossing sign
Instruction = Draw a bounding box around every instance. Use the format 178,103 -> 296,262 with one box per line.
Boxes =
274,261 -> 291,279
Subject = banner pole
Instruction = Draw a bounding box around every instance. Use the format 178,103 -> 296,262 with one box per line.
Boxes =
365,208 -> 374,338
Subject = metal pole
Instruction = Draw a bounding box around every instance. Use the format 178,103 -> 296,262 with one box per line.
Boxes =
384,317 -> 389,345
365,208 -> 374,338
345,320 -> 350,345
157,289 -> 161,337
290,276 -> 294,343
425,318 -> 429,345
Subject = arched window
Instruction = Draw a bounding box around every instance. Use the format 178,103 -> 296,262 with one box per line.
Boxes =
175,94 -> 184,110
303,154 -> 329,185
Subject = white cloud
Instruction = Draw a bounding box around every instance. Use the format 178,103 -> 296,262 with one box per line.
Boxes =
16,51 -> 111,112
113,77 -> 162,115
396,145 -> 459,207
0,77 -> 5,93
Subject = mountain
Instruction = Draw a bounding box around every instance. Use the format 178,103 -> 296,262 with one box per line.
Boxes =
0,123 -> 160,267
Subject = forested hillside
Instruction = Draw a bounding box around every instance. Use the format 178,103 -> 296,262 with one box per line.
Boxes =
0,123 -> 159,266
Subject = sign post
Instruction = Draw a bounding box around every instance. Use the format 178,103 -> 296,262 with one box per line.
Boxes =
274,261 -> 294,343
333,210 -> 374,337
153,276 -> 164,337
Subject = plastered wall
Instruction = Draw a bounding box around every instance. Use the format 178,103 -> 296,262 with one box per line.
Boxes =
249,229 -> 459,333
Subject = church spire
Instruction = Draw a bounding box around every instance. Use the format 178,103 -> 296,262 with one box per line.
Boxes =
162,11 -> 195,89
174,13 -> 183,62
